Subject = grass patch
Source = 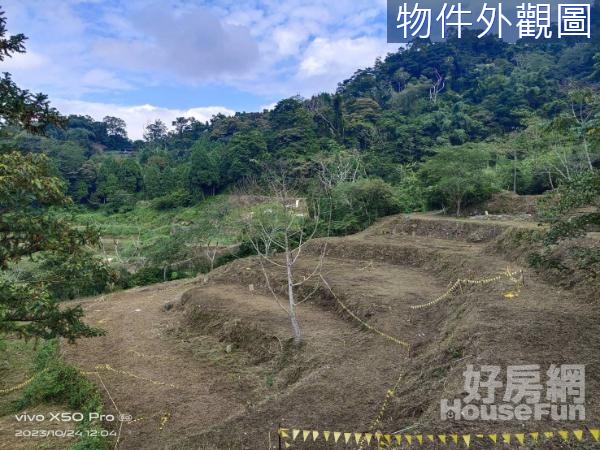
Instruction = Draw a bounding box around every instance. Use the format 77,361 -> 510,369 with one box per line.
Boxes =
14,340 -> 112,450
67,195 -> 242,246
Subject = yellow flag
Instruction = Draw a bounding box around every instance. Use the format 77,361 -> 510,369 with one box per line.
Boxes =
427,434 -> 435,442
451,434 -> 458,444
530,432 -> 539,441
515,433 -> 524,445
502,433 -> 511,444
284,442 -> 291,448
573,430 -> 583,441
462,434 -> 471,447
302,430 -> 310,442
488,434 -> 497,444
404,435 -> 412,444
375,431 -> 382,442
279,429 -> 289,439
292,429 -> 300,441
590,429 -> 600,441
415,434 -> 423,444
438,434 -> 447,444
384,434 -> 392,444
323,431 -> 330,442
559,431 -> 569,441
395,435 -> 402,444
312,431 -> 319,442
354,433 -> 362,444
333,432 -> 341,443
544,432 -> 554,439
344,432 -> 351,444
364,433 -> 372,444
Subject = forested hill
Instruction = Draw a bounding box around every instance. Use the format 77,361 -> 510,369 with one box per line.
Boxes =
2,20 -> 600,214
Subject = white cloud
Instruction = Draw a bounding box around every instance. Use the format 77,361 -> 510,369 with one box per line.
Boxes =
259,102 -> 278,111
1,0 -> 398,110
1,50 -> 48,70
299,37 -> 393,78
272,27 -> 309,57
80,69 -> 132,91
54,100 -> 235,140
92,4 -> 260,82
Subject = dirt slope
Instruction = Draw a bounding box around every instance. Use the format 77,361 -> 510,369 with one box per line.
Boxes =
52,213 -> 600,449
60,281 -> 250,449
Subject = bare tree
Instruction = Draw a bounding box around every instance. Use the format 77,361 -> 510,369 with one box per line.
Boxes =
203,238 -> 219,273
429,69 -> 445,104
569,89 -> 596,171
242,174 -> 326,345
317,150 -> 364,192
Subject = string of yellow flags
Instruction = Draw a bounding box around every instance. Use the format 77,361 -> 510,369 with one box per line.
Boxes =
357,373 -> 403,450
278,427 -> 600,447
409,267 -> 523,310
0,368 -> 48,395
320,275 -> 411,350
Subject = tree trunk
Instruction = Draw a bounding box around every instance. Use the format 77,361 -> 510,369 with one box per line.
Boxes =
285,248 -> 302,345
583,137 -> 593,170
513,148 -> 518,193
456,198 -> 462,217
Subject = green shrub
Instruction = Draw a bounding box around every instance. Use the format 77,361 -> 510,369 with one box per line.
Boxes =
151,190 -> 191,210
538,170 -> 600,243
393,165 -> 426,212
128,266 -> 166,286
322,178 -> 402,235
106,190 -> 136,214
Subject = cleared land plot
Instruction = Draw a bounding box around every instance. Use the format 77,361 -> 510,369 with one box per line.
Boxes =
55,214 -> 600,449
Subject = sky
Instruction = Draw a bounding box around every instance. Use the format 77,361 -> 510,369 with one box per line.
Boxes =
1,0 -> 400,139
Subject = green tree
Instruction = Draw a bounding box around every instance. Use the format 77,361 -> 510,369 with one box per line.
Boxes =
94,158 -> 120,204
118,158 -> 143,193
221,130 -> 267,183
0,9 -> 111,341
171,117 -> 193,135
0,153 -> 106,340
420,144 -> 497,216
143,119 -> 168,143
0,9 -> 64,134
189,140 -> 220,197
103,116 -> 127,139
102,116 -> 131,151
324,178 -> 401,235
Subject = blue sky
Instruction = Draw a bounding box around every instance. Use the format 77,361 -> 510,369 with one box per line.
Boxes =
1,0 -> 399,138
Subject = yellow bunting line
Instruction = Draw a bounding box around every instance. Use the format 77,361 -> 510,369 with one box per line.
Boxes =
320,275 -> 410,350
279,427 -> 600,448
409,268 -> 523,310
0,368 -> 48,394
358,373 -> 403,450
91,364 -> 178,388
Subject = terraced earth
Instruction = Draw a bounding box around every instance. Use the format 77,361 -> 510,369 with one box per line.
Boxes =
14,214 -> 598,449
